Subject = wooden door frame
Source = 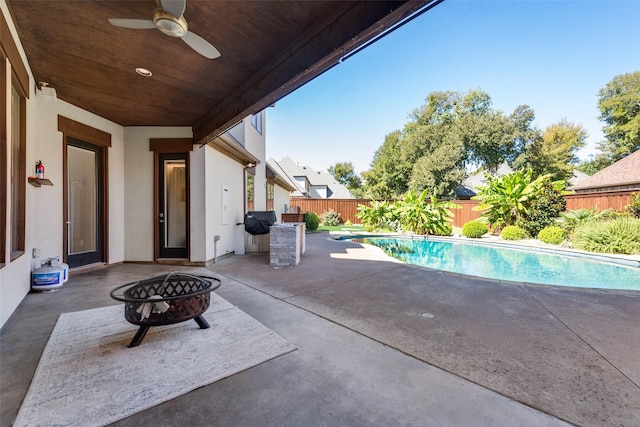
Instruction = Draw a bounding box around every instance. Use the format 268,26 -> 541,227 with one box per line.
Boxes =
58,116 -> 110,266
150,138 -> 193,260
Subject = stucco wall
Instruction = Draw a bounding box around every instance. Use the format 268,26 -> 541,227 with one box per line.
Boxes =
273,185 -> 292,221
122,127 -> 192,261
203,147 -> 247,260
122,132 -> 252,264
0,1 -> 267,328
1,0 -> 126,326
244,113 -> 267,211
0,93 -> 126,327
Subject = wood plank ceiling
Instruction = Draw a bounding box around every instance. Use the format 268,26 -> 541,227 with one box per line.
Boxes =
6,0 -> 440,144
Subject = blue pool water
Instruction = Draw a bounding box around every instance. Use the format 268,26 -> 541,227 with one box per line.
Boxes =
350,237 -> 640,291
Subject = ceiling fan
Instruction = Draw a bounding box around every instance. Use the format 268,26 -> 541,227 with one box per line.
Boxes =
108,0 -> 221,59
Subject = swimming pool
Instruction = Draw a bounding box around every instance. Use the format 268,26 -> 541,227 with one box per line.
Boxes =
347,236 -> 640,291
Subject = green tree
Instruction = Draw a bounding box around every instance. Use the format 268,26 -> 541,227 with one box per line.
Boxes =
402,118 -> 465,197
364,89 -> 533,198
517,119 -> 587,181
576,154 -> 610,175
510,105 -> 541,160
516,178 -> 566,236
362,130 -> 414,199
597,71 -> 640,163
327,161 -> 362,195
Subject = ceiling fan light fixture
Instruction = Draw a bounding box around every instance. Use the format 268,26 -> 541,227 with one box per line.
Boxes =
109,1 -> 218,59
153,9 -> 187,37
135,68 -> 153,77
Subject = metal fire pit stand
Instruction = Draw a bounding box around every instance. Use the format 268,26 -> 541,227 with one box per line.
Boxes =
110,272 -> 221,347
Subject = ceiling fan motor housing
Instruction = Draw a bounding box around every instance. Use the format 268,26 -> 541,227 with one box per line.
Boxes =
152,8 -> 187,37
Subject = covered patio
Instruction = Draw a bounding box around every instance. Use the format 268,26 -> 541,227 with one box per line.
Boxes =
2,232 -> 638,426
1,0 -> 443,327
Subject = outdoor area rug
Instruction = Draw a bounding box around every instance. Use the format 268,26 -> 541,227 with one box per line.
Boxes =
13,294 -> 297,427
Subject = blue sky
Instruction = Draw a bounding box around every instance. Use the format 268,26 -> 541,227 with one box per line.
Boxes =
265,0 -> 640,174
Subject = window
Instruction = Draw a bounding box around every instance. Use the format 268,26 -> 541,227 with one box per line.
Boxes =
246,172 -> 254,212
10,82 -> 26,260
294,176 -> 306,191
0,58 -> 6,266
2,13 -> 30,265
267,182 -> 274,210
251,111 -> 262,134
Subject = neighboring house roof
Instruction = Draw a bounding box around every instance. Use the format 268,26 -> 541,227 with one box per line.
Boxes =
267,158 -> 307,197
460,163 -> 514,196
455,163 -> 515,198
454,186 -> 477,198
268,157 -> 355,199
572,150 -> 640,193
567,169 -> 590,189
266,163 -> 296,192
458,163 -> 591,197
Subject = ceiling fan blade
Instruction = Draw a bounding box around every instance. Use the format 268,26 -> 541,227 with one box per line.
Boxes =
160,0 -> 186,19
181,31 -> 221,59
108,19 -> 156,29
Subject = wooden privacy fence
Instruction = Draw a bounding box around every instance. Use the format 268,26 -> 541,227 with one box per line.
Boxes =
290,198 -> 481,228
290,198 -> 373,225
564,190 -> 633,212
291,190 -> 636,229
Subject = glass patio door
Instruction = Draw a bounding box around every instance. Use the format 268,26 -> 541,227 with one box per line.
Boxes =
158,153 -> 188,259
66,138 -> 103,268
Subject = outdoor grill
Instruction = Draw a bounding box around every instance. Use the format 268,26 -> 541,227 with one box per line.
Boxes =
110,272 -> 221,347
244,211 -> 277,235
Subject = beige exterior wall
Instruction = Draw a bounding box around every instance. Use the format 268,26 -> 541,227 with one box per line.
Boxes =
1,0 -> 127,325
202,147 -> 248,259
273,185 -> 292,222
123,127 -> 192,261
0,2 -> 267,328
244,113 -> 267,211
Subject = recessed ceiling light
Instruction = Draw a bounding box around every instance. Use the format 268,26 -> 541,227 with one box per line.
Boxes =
135,68 -> 152,77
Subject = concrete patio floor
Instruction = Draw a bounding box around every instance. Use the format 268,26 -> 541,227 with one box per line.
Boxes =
1,232 -> 638,426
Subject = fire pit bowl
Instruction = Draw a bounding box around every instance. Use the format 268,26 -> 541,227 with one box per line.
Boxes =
110,272 -> 221,347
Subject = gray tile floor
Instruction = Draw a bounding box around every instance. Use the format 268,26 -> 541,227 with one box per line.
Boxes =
1,233 -> 639,426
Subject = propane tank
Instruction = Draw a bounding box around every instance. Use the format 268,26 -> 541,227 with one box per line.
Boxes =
47,256 -> 69,283
32,263 -> 64,291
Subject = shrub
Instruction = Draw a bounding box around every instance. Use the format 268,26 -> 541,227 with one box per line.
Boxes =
305,211 -> 319,231
473,169 -> 549,230
393,190 -> 459,235
557,207 -> 614,232
344,219 -> 352,226
433,223 -> 453,236
356,200 -> 398,232
572,217 -> 640,254
320,209 -> 341,226
518,180 -> 566,236
626,193 -> 640,218
462,220 -> 488,238
501,225 -> 526,240
538,226 -> 567,244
